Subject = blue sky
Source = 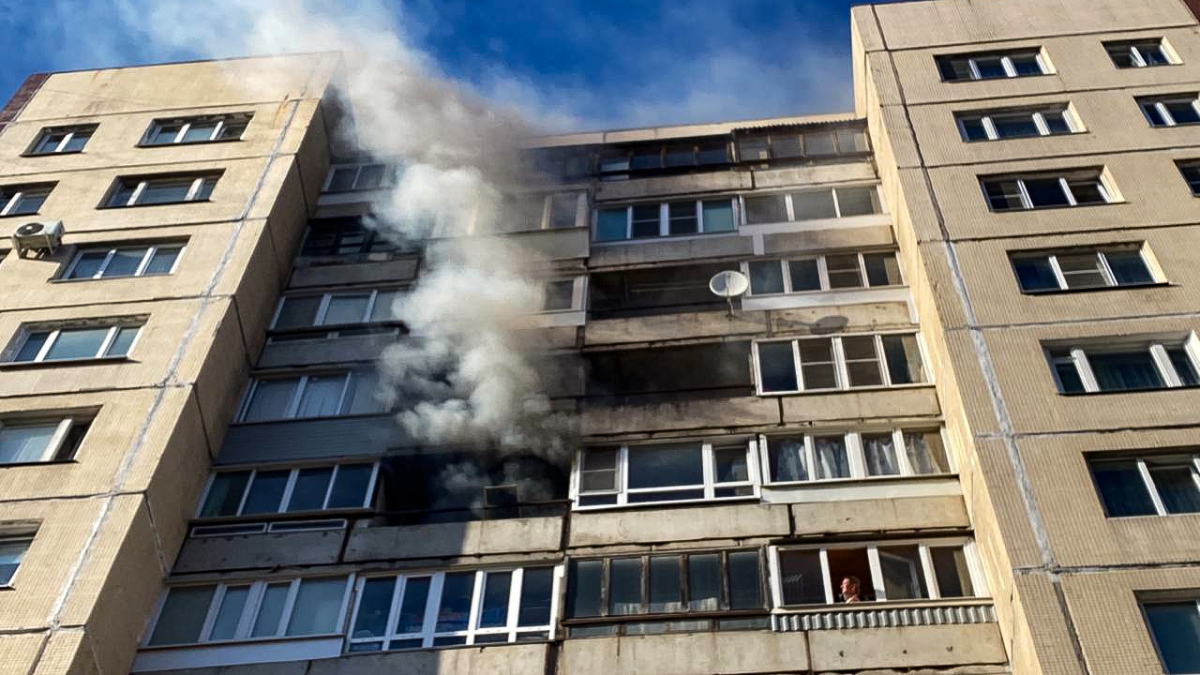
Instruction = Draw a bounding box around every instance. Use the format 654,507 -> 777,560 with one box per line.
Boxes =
0,0 -> 907,131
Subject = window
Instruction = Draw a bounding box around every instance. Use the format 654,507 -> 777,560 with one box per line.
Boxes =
140,114 -> 251,145
104,173 -> 219,207
499,193 -> 582,231
981,170 -> 1113,211
565,550 -> 765,636
1143,600 -> 1200,674
0,535 -> 31,585
957,106 -> 1080,141
237,370 -> 385,422
323,163 -> 395,193
1090,453 -> 1200,517
145,576 -> 350,646
9,322 -> 141,363
348,566 -> 558,651
755,333 -> 925,395
736,127 -> 869,162
574,440 -> 757,508
197,463 -> 377,518
0,183 -> 53,217
775,540 -> 979,606
765,429 -> 949,483
1106,39 -> 1176,68
0,416 -> 89,464
1140,95 -> 1200,127
594,198 -> 736,242
743,186 -> 882,226
27,124 -> 96,155
745,251 -> 901,295
300,217 -> 397,256
1011,246 -> 1155,293
1048,336 -> 1200,393
541,279 -> 577,312
270,289 -> 399,334
936,49 -> 1047,81
62,243 -> 184,280
596,140 -> 731,178
1178,161 -> 1200,195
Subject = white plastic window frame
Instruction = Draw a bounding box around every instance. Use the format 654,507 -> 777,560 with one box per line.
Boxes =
345,566 -> 562,652
28,125 -> 96,155
1096,454 -> 1200,517
962,51 -> 1047,80
195,462 -> 381,518
269,289 -> 398,331
1107,40 -> 1178,68
741,184 -> 884,226
142,575 -> 354,647
957,106 -> 1080,142
322,163 -> 395,193
593,197 -> 739,241
110,175 -> 216,207
62,243 -> 185,280
1013,246 -> 1155,292
767,537 -> 986,608
572,439 -> 761,509
0,417 -> 80,464
236,370 -> 374,422
141,114 -> 250,146
1051,333 -> 1200,393
753,332 -> 928,396
1140,96 -> 1200,127
0,185 -> 52,216
759,427 -> 953,485
983,172 -> 1114,211
13,324 -> 141,363
742,250 -> 901,296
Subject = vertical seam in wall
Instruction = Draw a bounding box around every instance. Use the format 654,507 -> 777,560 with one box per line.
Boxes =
40,96 -> 304,670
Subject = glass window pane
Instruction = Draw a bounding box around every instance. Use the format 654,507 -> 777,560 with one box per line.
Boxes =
930,548 -> 974,598
548,193 -> 578,229
94,248 -> 145,277
369,291 -> 398,322
518,568 -> 554,627
803,131 -> 837,156
991,114 -> 1040,138
864,253 -> 901,286
984,180 -> 1025,211
251,583 -> 290,637
287,577 -> 347,635
1056,253 -> 1108,288
631,204 -> 660,238
1148,461 -> 1200,514
1168,348 -> 1200,387
1166,100 -> 1200,125
355,165 -> 386,190
580,447 -> 619,493
326,167 -> 358,193
843,335 -> 883,388
351,577 -> 395,640
837,128 -> 869,152
209,586 -> 250,641
567,560 -> 603,617
648,556 -> 683,612
218,120 -> 248,140
1013,257 -> 1060,291
714,444 -> 749,483
771,134 -> 801,158
697,142 -> 729,165
728,551 -> 762,609
667,201 -> 698,235
788,259 -> 821,291
543,280 -> 575,311
199,471 -> 251,517
274,297 -> 322,330
973,57 -> 1007,78
628,443 -> 703,489
744,195 -> 787,224
879,546 -> 929,600
67,251 -> 109,280
835,187 -> 880,216
105,327 -> 138,357
1024,178 -> 1070,208
435,572 -> 475,631
62,130 -> 91,152
296,375 -> 347,418
1089,350 -> 1164,391
1010,53 -> 1043,75
778,550 -> 824,605
1146,602 -> 1200,674
738,137 -> 768,161
882,334 -> 924,385
1093,460 -> 1158,515
0,539 -> 28,585
791,190 -> 837,220
904,431 -> 949,475
826,254 -> 864,289
595,208 -> 627,242
322,294 -> 371,325
43,328 -> 108,360
14,332 -> 48,362
758,342 -> 798,393
1105,250 -> 1153,285
798,338 -> 838,390
959,117 -> 990,141
149,586 -> 216,645
144,246 -> 181,275
0,423 -> 59,464
181,121 -> 218,143
609,558 -> 643,615
768,437 -> 808,482
286,467 -> 334,511
397,577 -> 431,633
813,436 -> 850,479
1043,111 -> 1071,134
687,554 -> 721,611
243,378 -> 299,421
147,123 -> 183,145
701,200 -> 734,232
240,470 -> 289,515
862,433 -> 900,476
139,178 -> 196,204
748,261 -> 784,295
478,572 -> 511,628
328,464 -> 373,509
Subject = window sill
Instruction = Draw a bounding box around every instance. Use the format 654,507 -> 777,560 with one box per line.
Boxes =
138,632 -> 343,652
231,411 -> 393,426
758,382 -> 934,397
49,273 -> 173,284
592,230 -> 739,246
989,200 -> 1124,214
0,458 -> 78,469
136,138 -> 242,149
20,150 -> 85,158
572,493 -> 759,512
1021,281 -> 1171,296
940,72 -> 1055,84
0,356 -> 131,369
962,130 -> 1087,144
1058,383 -> 1200,396
0,212 -> 43,219
97,199 -> 211,210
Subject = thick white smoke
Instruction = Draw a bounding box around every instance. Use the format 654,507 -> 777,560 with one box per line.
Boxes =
94,0 -> 578,455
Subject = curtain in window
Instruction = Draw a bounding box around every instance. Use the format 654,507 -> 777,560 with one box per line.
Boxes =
862,435 -> 900,476
1088,351 -> 1163,391
813,437 -> 849,479
769,438 -> 807,481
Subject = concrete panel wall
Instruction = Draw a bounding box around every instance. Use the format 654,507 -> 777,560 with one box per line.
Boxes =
568,503 -> 789,548
172,530 -> 347,574
559,631 -> 808,675
344,517 -> 563,563
216,416 -> 396,464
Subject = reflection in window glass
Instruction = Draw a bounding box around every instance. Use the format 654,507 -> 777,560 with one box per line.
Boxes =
286,577 -> 347,636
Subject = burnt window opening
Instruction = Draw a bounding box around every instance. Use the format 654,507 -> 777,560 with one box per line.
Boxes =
379,452 -> 569,525
300,216 -> 403,257
585,342 -> 754,401
595,138 -> 733,180
588,262 -> 741,319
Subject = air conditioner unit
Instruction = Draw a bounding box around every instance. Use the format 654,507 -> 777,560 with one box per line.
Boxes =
12,220 -> 64,258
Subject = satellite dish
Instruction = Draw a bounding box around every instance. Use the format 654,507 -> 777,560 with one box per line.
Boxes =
709,270 -> 749,298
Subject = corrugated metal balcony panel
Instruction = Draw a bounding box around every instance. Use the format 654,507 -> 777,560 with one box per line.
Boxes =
772,601 -> 997,631
216,415 -> 399,465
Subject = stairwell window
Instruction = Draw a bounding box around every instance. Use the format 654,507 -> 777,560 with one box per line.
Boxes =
62,243 -> 184,280
1139,95 -> 1200,127
0,416 -> 90,465
0,183 -> 54,217
104,173 -> 220,207
1047,335 -> 1200,393
27,124 -> 96,155
1143,600 -> 1200,674
140,113 -> 251,145
764,429 -> 949,483
936,49 -> 1048,81
1011,245 -> 1156,293
1091,453 -> 1200,517
981,169 -> 1114,211
745,251 -> 901,295
1106,39 -> 1177,68
9,322 -> 141,363
574,440 -> 759,508
755,333 -> 925,395
237,370 -> 384,422
957,105 -> 1080,141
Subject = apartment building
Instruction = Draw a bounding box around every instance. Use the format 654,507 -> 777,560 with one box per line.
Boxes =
0,1 -> 1198,674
